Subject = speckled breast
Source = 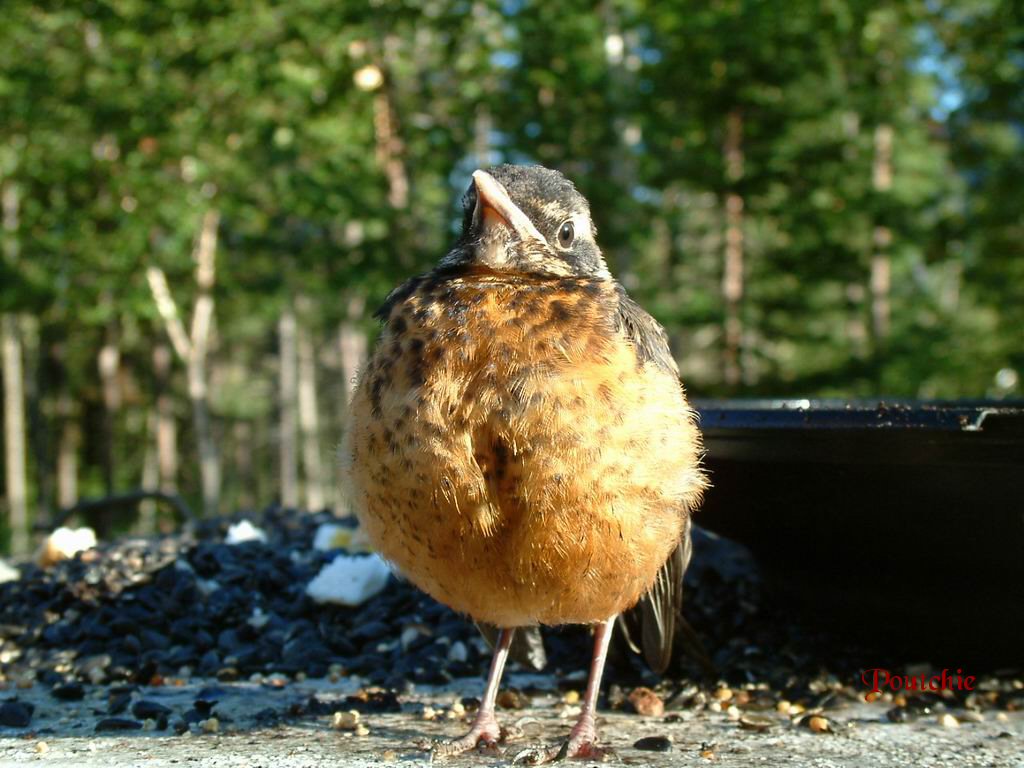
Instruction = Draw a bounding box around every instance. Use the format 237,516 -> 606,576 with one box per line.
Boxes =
342,272 -> 704,627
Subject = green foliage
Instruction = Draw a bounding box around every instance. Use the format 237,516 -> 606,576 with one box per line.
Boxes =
1,0 -> 1021,530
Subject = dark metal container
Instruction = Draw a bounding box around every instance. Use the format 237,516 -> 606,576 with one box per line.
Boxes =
694,399 -> 1024,666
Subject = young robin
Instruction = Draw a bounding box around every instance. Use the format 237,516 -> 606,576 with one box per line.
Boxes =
342,165 -> 707,760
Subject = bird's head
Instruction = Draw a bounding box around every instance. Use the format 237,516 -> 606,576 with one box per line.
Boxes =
442,164 -> 609,279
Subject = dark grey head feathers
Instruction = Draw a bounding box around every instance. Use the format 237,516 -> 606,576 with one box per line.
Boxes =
444,164 -> 609,279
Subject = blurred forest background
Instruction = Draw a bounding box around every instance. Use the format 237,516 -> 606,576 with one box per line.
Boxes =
1,0 -> 1022,554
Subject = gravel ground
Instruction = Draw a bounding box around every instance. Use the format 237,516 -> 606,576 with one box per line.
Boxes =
1,675 -> 1021,767
1,508 -> 1021,766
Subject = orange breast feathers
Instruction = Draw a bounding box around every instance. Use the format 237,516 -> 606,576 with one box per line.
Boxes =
341,274 -> 706,627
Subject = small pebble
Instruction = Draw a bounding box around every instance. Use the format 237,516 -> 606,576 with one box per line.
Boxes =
200,717 -> 220,733
627,687 -> 665,717
51,682 -> 85,701
713,687 -> 733,702
938,713 -> 959,728
107,691 -> 132,715
562,690 -> 580,705
382,749 -> 397,761
726,705 -> 741,720
0,700 -> 33,728
400,627 -> 421,650
807,715 -> 832,733
738,714 -> 774,732
634,735 -> 672,752
447,641 -> 468,664
354,723 -> 370,737
35,741 -> 49,754
95,718 -> 143,732
264,673 -> 288,688
886,707 -> 914,723
497,690 -> 529,710
132,700 -> 172,720
332,710 -> 361,730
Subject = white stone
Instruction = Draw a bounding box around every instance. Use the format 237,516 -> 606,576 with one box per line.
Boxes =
306,554 -> 391,606
225,520 -> 268,544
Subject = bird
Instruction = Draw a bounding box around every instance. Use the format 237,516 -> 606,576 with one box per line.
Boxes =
341,164 -> 707,760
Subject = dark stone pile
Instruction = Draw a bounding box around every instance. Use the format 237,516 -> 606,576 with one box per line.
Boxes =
1,509 -> 504,690
1,507 -> 1020,725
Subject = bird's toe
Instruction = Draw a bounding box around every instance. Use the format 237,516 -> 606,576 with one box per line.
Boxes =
510,737 -> 613,764
429,716 -> 505,759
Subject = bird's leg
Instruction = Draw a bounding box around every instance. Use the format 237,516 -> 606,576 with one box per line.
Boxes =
557,617 -> 615,759
431,627 -> 515,758
513,618 -> 616,764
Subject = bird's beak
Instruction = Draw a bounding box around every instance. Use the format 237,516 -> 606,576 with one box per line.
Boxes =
472,170 -> 547,245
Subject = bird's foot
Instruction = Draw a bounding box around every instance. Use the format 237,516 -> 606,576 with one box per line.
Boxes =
510,726 -> 613,764
429,711 -> 505,759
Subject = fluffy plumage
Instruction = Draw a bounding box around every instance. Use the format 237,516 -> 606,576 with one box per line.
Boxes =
341,165 -> 707,759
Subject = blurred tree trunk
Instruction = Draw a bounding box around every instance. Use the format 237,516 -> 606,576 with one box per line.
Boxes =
138,410 -> 159,534
871,123 -> 893,341
600,3 -> 639,284
474,106 -> 492,169
233,420 -> 254,510
254,415 -> 271,509
338,297 -> 367,407
2,181 -> 29,556
188,213 -> 219,516
336,297 -> 366,518
56,411 -> 81,513
153,344 -> 177,494
722,109 -> 745,388
45,336 -> 77,513
364,35 -> 413,271
23,320 -> 53,526
2,315 -> 28,556
372,45 -> 409,212
97,320 -> 120,499
297,313 -> 325,511
146,210 -> 221,516
278,308 -> 299,509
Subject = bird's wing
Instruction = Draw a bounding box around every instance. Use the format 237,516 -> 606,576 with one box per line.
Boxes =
616,521 -> 690,673
611,282 -> 680,378
611,283 -> 707,673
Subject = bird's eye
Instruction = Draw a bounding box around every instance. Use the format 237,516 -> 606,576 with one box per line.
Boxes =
557,220 -> 575,249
